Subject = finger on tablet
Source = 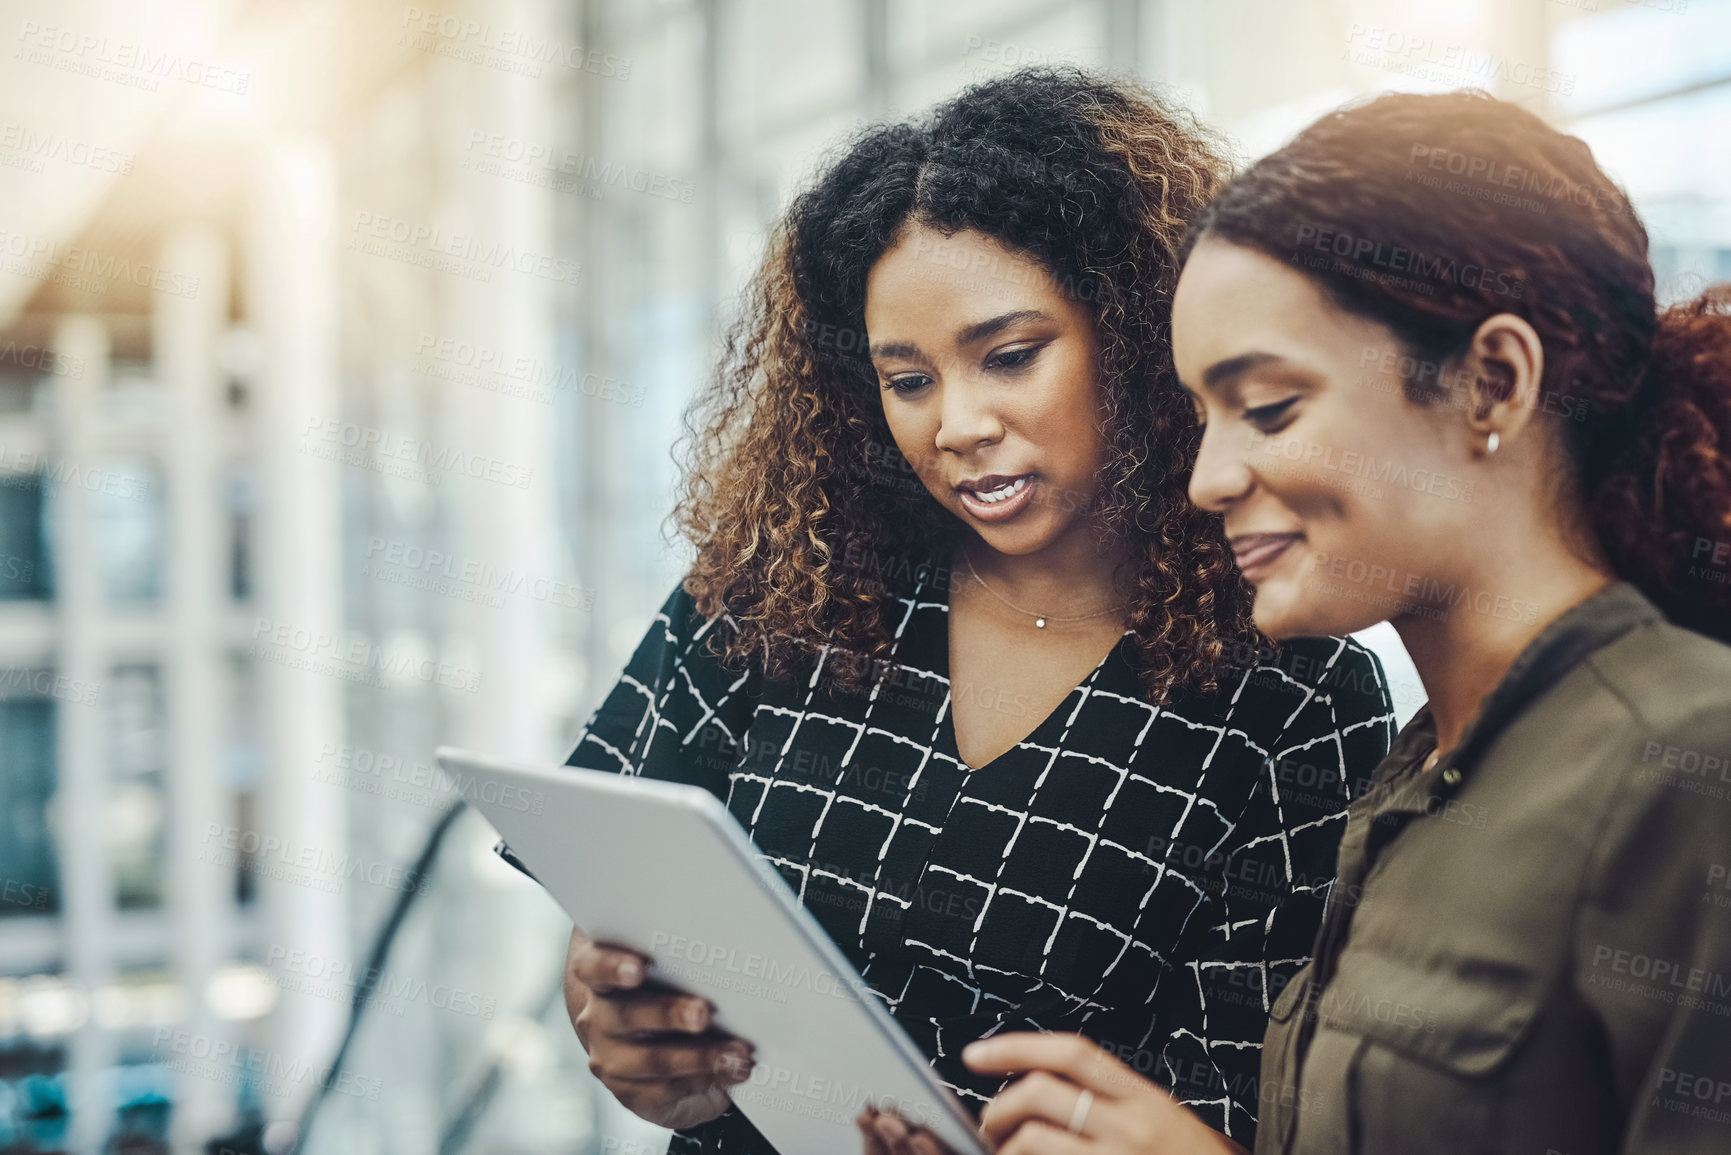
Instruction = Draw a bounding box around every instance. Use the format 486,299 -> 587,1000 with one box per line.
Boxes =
962,1032 -> 1136,1098
870,1110 -> 912,1154
576,941 -> 650,992
609,991 -> 713,1036
873,1109 -> 945,1155
856,1108 -> 892,1155
601,1038 -> 753,1084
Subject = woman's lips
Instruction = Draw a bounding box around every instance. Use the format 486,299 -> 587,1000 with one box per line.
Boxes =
957,474 -> 1037,522
1231,533 -> 1305,582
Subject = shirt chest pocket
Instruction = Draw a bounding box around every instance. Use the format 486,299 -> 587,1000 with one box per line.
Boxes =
1258,964 -> 1316,1154
1316,948 -> 1545,1155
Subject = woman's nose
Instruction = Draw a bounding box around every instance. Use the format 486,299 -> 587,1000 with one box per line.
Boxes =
933,377 -> 1003,453
1187,423 -> 1254,513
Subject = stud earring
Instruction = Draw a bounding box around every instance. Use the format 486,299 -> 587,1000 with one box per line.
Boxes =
1485,431 -> 1500,456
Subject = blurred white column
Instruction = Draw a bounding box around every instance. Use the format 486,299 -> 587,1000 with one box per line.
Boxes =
156,226 -> 233,1153
440,0 -> 563,766
246,139 -> 349,1128
51,314 -> 115,1155
416,4 -> 574,1143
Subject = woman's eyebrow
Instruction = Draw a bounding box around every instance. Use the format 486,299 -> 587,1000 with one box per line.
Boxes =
1201,350 -> 1282,391
956,308 -> 1050,347
868,309 -> 1052,361
869,340 -> 922,360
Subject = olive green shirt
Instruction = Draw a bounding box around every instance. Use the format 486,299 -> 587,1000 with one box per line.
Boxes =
1257,580 -> 1731,1154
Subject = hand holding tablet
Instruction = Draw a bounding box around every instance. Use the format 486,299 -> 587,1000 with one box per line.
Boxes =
565,930 -> 755,1130
435,747 -> 990,1155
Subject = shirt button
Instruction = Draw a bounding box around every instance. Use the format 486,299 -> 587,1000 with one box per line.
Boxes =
1441,767 -> 1462,787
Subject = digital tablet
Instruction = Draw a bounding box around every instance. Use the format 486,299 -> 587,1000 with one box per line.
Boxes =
432,747 -> 990,1155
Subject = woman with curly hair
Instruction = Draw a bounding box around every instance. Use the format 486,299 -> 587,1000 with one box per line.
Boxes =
942,91 -> 1731,1155
550,69 -> 1396,1155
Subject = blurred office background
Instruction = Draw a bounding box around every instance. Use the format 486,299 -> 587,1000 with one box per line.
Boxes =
0,0 -> 1726,1152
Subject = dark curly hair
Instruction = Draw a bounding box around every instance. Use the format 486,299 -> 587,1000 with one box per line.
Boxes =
669,67 -> 1268,704
1182,89 -> 1731,644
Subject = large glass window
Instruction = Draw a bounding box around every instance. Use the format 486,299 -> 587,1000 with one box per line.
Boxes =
0,696 -> 59,918
106,664 -> 167,911
0,476 -> 52,601
92,458 -> 165,606
1556,10 -> 1731,305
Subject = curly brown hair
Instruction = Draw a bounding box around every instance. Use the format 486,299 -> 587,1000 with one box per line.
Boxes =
669,67 -> 1268,704
1183,89 -> 1731,644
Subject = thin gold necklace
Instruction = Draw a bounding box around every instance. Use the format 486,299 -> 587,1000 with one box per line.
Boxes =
959,548 -> 1128,629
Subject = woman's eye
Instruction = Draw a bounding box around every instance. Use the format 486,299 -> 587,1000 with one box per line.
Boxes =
986,345 -> 1040,372
884,374 -> 931,394
1244,398 -> 1298,427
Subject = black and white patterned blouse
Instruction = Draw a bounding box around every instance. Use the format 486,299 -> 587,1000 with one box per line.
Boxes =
559,573 -> 1395,1152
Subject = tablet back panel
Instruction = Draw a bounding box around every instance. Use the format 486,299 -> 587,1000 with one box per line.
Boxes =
433,747 -> 988,1155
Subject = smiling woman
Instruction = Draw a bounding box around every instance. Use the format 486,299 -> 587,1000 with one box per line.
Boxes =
548,68 -> 1396,1155
1163,89 -> 1731,1155
953,88 -> 1731,1155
